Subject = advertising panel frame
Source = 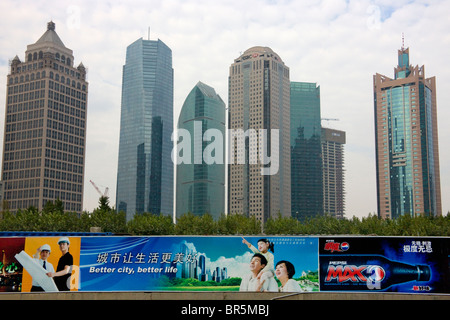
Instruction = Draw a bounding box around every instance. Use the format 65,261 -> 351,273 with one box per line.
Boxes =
319,236 -> 450,294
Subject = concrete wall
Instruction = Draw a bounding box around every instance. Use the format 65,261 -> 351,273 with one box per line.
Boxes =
1,292 -> 449,300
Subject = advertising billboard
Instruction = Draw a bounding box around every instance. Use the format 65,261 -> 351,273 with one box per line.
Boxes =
79,236 -> 319,292
319,237 -> 450,294
1,235 -> 449,294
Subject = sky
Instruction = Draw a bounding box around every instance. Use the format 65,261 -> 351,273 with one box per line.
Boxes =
0,0 -> 449,219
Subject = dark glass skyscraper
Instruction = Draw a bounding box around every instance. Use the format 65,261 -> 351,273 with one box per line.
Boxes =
373,47 -> 441,218
116,38 -> 173,220
290,82 -> 323,220
175,82 -> 225,219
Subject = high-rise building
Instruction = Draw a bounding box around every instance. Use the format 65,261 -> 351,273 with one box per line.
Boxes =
290,82 -> 323,220
175,82 -> 226,219
116,38 -> 173,220
321,127 -> 346,219
1,21 -> 88,213
373,47 -> 441,218
228,47 -> 291,222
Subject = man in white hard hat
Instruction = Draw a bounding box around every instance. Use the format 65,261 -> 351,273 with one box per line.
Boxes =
46,237 -> 73,291
31,244 -> 55,292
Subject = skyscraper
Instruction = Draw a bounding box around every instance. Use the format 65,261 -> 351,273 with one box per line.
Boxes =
373,47 -> 441,219
228,47 -> 291,223
175,82 -> 226,219
321,127 -> 346,219
1,21 -> 88,213
116,38 -> 173,220
290,82 -> 323,220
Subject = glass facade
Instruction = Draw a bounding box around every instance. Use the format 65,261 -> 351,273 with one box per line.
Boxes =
374,48 -> 441,218
176,82 -> 225,219
116,38 -> 173,220
290,82 -> 323,220
386,85 -> 414,217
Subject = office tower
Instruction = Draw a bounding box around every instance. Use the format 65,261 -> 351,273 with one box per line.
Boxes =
116,38 -> 173,220
228,46 -> 291,222
321,127 -> 346,219
175,82 -> 226,219
290,82 -> 323,220
1,21 -> 88,213
373,47 -> 441,219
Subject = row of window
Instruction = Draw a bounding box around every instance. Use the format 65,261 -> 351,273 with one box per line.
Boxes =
4,138 -> 43,152
45,138 -> 84,156
44,158 -> 83,174
5,127 -> 43,143
6,99 -> 44,115
8,79 -> 45,94
3,148 -> 42,162
47,108 -> 86,128
9,69 -> 86,89
46,128 -> 84,146
47,119 -> 84,138
3,182 -> 81,197
6,109 -> 45,124
27,51 -> 72,66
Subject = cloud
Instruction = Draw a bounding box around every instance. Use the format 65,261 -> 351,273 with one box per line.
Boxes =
179,240 -> 253,279
206,251 -> 254,279
0,0 -> 449,217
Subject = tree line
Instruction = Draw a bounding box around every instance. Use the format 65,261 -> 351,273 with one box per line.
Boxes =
1,197 -> 449,236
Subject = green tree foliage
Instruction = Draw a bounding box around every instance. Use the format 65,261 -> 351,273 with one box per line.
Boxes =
127,213 -> 174,235
216,214 -> 262,235
1,203 -> 449,236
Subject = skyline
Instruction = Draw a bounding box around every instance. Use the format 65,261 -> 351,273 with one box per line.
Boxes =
0,0 -> 449,219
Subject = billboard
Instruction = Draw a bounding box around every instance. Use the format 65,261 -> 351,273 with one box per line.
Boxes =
0,236 -> 81,292
1,235 -> 449,294
319,237 -> 450,293
79,236 -> 319,292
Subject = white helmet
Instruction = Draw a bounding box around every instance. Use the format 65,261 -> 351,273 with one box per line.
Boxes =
57,237 -> 70,245
40,244 -> 51,252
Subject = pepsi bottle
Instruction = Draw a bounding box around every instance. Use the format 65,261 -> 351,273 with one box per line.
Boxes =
320,254 -> 431,291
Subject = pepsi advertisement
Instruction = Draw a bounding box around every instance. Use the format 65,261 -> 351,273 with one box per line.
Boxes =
319,237 -> 450,294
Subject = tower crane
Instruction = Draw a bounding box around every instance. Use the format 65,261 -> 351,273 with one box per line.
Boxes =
89,180 -> 109,197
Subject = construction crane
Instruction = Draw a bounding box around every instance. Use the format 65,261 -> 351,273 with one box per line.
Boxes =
89,180 -> 109,197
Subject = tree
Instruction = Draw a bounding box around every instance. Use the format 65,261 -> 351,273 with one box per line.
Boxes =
216,213 -> 261,235
98,196 -> 111,212
127,213 -> 174,235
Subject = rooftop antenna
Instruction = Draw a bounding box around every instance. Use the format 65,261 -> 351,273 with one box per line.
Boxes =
401,32 -> 405,50
148,27 -> 150,40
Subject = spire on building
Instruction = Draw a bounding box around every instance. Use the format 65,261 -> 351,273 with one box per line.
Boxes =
47,20 -> 56,31
34,21 -> 66,48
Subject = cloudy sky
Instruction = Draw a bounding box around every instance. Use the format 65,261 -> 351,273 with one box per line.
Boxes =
0,0 -> 449,219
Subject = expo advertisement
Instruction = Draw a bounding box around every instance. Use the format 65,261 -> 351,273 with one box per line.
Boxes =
0,235 -> 449,294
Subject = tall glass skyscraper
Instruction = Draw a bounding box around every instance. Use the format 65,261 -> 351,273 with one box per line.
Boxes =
116,38 -> 173,220
290,82 -> 323,220
373,47 -> 441,218
175,82 -> 225,219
